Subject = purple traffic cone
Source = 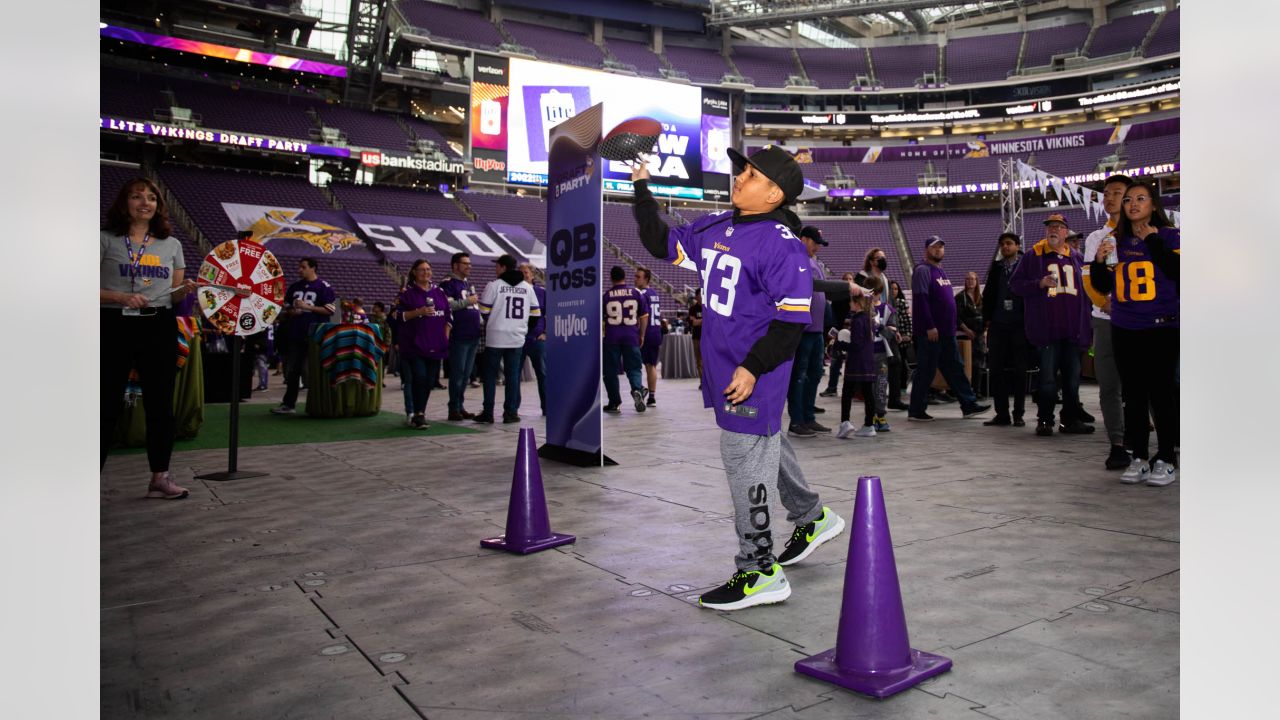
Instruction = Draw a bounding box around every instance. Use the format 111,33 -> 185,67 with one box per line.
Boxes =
480,427 -> 576,554
795,475 -> 951,698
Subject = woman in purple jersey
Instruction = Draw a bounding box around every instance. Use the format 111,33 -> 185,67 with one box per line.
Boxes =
1090,181 -> 1179,486
395,259 -> 452,429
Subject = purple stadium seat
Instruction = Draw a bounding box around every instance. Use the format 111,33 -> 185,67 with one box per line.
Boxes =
795,48 -> 871,89
1144,8 -> 1179,57
331,182 -> 469,221
504,20 -> 603,68
870,44 -> 938,88
1022,23 -> 1090,68
946,31 -> 1021,84
1088,13 -> 1156,57
606,38 -> 666,77
662,44 -> 731,83
316,106 -> 415,151
396,1 -> 505,49
731,45 -> 797,87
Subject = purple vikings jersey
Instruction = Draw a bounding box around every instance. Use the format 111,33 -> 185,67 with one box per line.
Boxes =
603,284 -> 648,346
664,211 -> 813,436
640,286 -> 663,345
1107,226 -> 1180,330
283,278 -> 336,342
911,263 -> 957,336
1010,239 -> 1092,348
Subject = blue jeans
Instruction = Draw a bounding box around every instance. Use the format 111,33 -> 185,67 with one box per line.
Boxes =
522,339 -> 547,412
1036,340 -> 1082,424
482,346 -> 523,416
788,332 -> 825,426
447,336 -> 480,413
401,355 -> 441,416
909,333 -> 978,415
603,343 -> 643,406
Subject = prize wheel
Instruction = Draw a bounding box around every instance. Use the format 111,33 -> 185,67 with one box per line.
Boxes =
195,238 -> 286,336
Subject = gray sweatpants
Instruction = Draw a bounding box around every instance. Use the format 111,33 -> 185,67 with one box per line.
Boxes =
1091,315 -> 1125,446
720,430 -> 823,571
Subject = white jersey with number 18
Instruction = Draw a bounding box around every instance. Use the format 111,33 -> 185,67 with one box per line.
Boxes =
479,278 -> 541,349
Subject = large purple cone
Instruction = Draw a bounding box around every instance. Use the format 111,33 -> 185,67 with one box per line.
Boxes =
480,428 -> 575,554
794,476 -> 951,698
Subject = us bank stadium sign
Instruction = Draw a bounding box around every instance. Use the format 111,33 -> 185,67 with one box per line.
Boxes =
359,151 -> 466,174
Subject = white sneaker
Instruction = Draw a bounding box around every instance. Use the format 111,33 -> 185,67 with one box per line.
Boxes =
834,420 -> 856,439
405,413 -> 414,427
853,425 -> 877,438
1120,458 -> 1150,484
1146,460 -> 1177,487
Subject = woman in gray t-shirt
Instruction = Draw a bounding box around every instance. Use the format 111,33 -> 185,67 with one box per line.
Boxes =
100,176 -> 195,499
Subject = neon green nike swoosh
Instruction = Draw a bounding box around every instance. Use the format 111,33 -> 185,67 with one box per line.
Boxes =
743,572 -> 782,596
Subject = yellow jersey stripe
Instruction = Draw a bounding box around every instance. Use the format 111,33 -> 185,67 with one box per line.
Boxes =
777,304 -> 810,312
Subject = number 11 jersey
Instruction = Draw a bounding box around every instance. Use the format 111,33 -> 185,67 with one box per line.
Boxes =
664,211 -> 813,436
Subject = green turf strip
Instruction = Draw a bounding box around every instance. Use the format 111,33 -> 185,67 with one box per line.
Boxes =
116,403 -> 478,453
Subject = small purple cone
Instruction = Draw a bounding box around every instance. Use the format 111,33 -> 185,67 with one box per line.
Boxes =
480,427 -> 575,554
794,476 -> 951,698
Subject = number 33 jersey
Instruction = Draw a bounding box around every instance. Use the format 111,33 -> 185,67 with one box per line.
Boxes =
664,211 -> 813,435
479,275 -> 541,349
1108,226 -> 1180,331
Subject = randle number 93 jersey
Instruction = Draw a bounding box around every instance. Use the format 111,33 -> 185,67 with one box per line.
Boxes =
664,211 -> 813,436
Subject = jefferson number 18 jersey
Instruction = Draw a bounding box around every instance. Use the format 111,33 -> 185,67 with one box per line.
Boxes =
479,278 -> 541,349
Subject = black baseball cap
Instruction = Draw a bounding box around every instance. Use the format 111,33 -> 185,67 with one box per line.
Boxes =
494,254 -> 517,271
727,146 -> 804,203
799,226 -> 828,246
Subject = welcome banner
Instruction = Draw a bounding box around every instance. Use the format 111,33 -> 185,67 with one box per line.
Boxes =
541,103 -> 604,466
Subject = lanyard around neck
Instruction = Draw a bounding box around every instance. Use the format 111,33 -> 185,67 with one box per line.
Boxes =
123,233 -> 152,292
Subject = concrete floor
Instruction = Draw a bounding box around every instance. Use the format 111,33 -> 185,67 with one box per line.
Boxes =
101,374 -> 1178,719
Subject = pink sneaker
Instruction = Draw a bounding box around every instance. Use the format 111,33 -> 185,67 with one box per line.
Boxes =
146,474 -> 189,500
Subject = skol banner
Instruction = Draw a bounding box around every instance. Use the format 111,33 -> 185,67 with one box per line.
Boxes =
220,203 -> 545,266
542,102 -> 604,466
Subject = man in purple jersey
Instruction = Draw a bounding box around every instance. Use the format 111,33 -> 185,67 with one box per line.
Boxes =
1011,214 -> 1094,437
272,257 -> 336,415
907,237 -> 990,421
520,262 -> 548,415
630,146 -> 845,612
441,252 -> 482,421
602,266 -> 650,414
634,267 -> 663,407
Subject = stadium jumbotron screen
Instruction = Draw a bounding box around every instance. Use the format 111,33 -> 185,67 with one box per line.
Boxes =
502,58 -> 711,199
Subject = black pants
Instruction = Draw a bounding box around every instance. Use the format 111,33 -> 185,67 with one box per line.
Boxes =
987,321 -> 1029,421
1112,325 -> 1179,463
840,380 -> 876,426
101,308 -> 177,473
281,338 -> 309,409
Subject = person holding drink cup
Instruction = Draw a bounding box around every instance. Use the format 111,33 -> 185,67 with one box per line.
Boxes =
1088,180 -> 1180,486
395,259 -> 452,429
1010,213 -> 1093,438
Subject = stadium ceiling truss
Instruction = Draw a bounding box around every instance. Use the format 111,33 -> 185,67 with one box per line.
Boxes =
708,1 -> 1066,31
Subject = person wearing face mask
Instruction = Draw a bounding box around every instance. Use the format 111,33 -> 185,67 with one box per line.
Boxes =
1010,214 -> 1093,438
1089,180 -> 1180,487
100,178 -> 197,499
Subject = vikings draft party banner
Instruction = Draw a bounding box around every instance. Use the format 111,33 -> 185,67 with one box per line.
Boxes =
219,203 -> 545,266
543,102 -> 604,465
